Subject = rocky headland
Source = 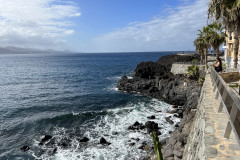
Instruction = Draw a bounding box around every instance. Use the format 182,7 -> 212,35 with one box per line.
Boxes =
117,54 -> 203,160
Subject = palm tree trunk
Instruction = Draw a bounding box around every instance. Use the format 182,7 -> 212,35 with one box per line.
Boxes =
233,31 -> 239,68
213,46 -> 220,58
205,48 -> 208,69
201,52 -> 203,65
216,47 -> 220,58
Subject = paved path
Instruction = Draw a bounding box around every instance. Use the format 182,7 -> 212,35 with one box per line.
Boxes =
204,73 -> 240,159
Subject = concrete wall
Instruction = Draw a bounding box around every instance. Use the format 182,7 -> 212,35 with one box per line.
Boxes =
220,72 -> 240,83
171,63 -> 205,75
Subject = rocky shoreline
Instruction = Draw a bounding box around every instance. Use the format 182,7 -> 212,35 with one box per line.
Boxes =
117,54 -> 203,160
19,54 -> 203,159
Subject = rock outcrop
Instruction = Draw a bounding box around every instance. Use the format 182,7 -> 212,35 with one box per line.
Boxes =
117,54 -> 202,159
118,54 -> 201,108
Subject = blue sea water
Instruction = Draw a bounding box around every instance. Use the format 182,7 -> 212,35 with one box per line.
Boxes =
0,52 -> 180,160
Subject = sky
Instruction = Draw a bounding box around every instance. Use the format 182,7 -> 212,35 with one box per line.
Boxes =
0,0 -> 209,52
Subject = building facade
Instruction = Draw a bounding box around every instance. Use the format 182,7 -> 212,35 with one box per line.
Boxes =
224,31 -> 240,68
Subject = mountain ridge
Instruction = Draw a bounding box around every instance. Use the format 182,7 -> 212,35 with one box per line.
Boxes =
0,46 -> 74,54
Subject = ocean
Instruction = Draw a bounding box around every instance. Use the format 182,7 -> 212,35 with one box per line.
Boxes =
0,52 -> 180,160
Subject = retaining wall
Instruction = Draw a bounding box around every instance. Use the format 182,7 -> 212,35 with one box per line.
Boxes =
171,63 -> 205,75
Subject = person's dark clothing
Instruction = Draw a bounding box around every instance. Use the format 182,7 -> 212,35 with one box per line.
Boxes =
215,66 -> 222,72
214,58 -> 222,72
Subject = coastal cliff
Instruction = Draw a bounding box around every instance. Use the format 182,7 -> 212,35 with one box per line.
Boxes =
118,54 -> 201,107
117,54 -> 203,160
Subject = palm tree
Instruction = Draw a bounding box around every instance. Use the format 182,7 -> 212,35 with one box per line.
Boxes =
197,26 -> 212,68
194,36 -> 205,64
208,22 -> 226,58
208,0 -> 240,68
195,22 -> 225,66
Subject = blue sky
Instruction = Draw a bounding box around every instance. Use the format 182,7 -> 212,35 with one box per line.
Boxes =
70,0 -> 188,44
74,0 -> 182,37
0,0 -> 208,52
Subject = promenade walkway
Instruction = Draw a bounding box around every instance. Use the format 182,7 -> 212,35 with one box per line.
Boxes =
183,73 -> 240,160
201,73 -> 240,159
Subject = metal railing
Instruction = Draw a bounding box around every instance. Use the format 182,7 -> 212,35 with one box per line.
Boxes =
210,66 -> 240,147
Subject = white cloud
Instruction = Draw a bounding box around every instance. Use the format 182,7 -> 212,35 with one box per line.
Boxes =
0,0 -> 80,49
64,30 -> 74,35
86,0 -> 208,52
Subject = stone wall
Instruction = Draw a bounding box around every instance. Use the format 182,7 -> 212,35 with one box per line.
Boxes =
182,84 -> 206,160
171,63 -> 205,75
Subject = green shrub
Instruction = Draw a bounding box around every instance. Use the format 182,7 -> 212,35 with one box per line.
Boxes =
200,76 -> 205,81
229,83 -> 238,88
198,76 -> 205,86
187,64 -> 199,79
152,132 -> 164,160
192,59 -> 198,64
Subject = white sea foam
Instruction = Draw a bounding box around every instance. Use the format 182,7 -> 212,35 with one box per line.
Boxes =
107,86 -> 118,92
105,75 -> 133,92
105,76 -> 120,92
106,76 -> 122,80
36,98 -> 181,160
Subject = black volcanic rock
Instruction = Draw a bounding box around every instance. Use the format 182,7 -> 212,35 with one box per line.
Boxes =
166,117 -> 174,125
129,142 -> 135,146
133,61 -> 167,79
145,121 -> 158,130
162,107 -> 196,159
118,55 -> 202,107
118,73 -> 200,108
128,121 -> 145,130
145,121 -> 160,134
133,121 -> 140,126
147,115 -> 156,119
39,135 -> 52,145
52,148 -> 57,155
79,137 -> 89,143
20,146 -> 30,152
100,137 -> 111,145
58,137 -> 72,148
117,54 -> 201,108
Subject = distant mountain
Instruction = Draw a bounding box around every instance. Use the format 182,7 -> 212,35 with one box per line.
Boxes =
0,46 -> 75,54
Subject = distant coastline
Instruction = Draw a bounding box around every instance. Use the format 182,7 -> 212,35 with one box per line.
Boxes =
0,46 -> 74,54
0,46 -> 196,55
